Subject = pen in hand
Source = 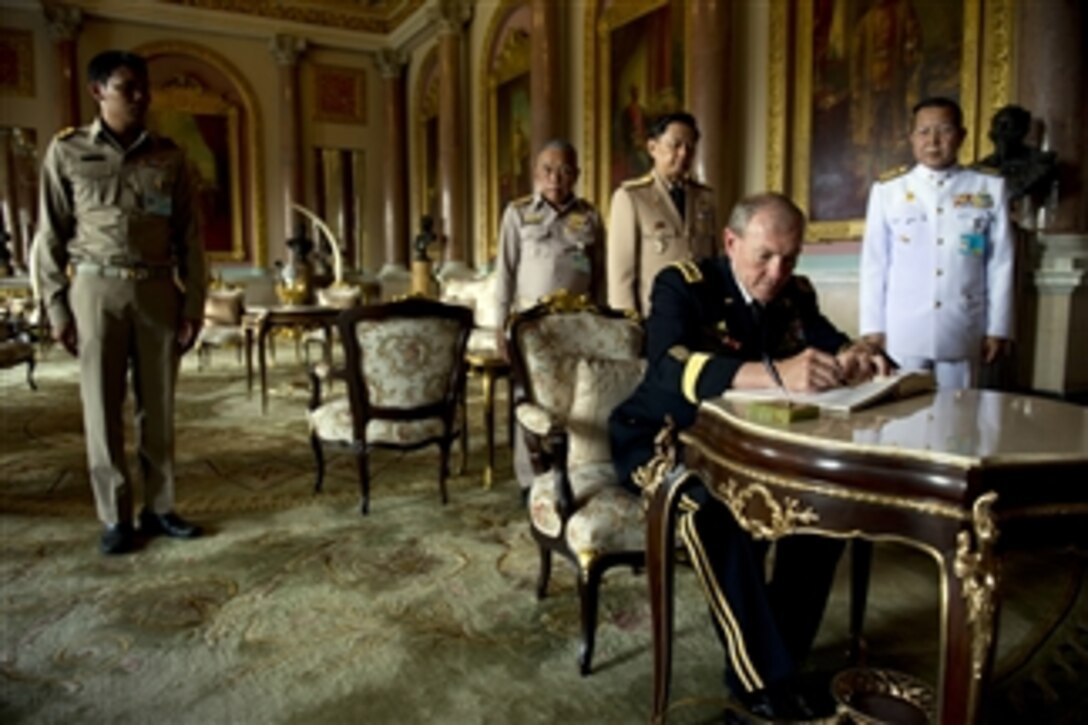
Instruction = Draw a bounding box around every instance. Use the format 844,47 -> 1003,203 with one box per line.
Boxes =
762,353 -> 793,402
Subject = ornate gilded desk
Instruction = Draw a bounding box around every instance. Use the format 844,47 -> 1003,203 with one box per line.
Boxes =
641,390 -> 1088,724
243,305 -> 340,413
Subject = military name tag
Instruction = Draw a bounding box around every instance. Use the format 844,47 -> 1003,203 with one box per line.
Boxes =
960,232 -> 986,257
570,250 -> 591,274
144,190 -> 173,216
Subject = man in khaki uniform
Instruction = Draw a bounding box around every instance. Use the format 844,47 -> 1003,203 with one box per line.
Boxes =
607,111 -> 717,317
32,50 -> 206,555
495,139 -> 604,494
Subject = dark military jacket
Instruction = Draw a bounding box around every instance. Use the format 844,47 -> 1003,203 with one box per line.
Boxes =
609,256 -> 849,488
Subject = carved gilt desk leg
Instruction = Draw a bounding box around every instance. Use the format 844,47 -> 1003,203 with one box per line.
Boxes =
941,492 -> 1000,725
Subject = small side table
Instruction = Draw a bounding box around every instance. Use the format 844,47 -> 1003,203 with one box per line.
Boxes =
244,305 -> 340,413
464,352 -> 511,488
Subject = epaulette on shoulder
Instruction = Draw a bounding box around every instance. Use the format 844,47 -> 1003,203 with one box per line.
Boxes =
622,173 -> 654,189
974,165 -> 1001,177
670,259 -> 703,284
54,126 -> 77,141
878,164 -> 910,182
511,194 -> 534,207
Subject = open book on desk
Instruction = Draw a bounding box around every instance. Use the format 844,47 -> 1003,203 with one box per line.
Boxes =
722,370 -> 936,415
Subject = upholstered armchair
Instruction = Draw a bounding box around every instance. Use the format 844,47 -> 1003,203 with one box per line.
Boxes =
307,297 -> 473,515
439,270 -> 502,357
195,286 -> 245,370
507,290 -> 646,674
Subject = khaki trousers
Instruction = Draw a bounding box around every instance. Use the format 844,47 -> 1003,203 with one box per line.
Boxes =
71,274 -> 180,525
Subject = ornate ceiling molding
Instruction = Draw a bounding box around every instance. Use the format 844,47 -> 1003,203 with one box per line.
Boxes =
160,0 -> 427,35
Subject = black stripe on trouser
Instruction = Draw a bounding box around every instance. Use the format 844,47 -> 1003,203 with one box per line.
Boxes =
679,510 -> 763,692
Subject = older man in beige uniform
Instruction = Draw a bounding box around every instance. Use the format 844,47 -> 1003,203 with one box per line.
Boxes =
495,139 -> 604,494
32,50 -> 206,555
607,111 -> 717,317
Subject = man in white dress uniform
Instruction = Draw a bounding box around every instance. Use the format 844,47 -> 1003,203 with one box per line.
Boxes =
859,96 -> 1014,389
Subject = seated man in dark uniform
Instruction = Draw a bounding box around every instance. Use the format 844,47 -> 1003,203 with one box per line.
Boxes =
610,192 -> 891,720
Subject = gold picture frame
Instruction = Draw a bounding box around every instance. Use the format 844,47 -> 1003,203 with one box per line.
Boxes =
138,40 -> 267,267
149,75 -> 245,262
767,0 -> 1013,241
313,64 -> 367,125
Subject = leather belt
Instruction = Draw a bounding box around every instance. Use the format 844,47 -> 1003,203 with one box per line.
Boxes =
74,262 -> 174,281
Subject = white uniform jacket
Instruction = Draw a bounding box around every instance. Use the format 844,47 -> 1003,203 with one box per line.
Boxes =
859,164 -> 1014,361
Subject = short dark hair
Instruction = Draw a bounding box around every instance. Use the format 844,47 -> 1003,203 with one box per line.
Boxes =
647,111 -> 700,142
87,50 -> 148,86
727,192 -> 805,238
537,138 -> 579,165
912,96 -> 964,130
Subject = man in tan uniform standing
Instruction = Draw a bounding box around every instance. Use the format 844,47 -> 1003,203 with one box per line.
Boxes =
32,50 -> 206,555
607,111 -> 717,317
495,139 -> 604,495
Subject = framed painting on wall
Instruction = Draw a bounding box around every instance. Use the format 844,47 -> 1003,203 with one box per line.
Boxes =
486,27 -> 531,261
148,76 -> 244,261
593,0 -> 686,213
0,29 -> 34,97
767,0 -> 1014,240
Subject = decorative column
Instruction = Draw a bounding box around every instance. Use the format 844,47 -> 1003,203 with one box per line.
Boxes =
687,0 -> 733,218
375,49 -> 411,282
529,0 -> 561,153
44,4 -> 83,129
1015,0 -> 1088,396
434,0 -> 472,278
269,34 -> 308,242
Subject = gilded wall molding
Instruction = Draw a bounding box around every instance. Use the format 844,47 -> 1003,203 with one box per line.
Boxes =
413,46 -> 439,226
135,40 -> 267,267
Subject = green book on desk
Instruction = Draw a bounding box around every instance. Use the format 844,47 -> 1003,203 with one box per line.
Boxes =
723,370 -> 936,417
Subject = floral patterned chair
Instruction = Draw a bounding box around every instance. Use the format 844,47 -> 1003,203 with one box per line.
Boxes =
507,290 -> 646,675
194,286 -> 245,370
307,297 -> 473,515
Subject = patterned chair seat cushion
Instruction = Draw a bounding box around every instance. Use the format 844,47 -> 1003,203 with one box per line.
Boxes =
567,357 -> 646,468
529,461 -> 642,554
308,398 -> 448,446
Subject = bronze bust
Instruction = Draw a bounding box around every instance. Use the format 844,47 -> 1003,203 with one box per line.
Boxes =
976,104 -> 1057,204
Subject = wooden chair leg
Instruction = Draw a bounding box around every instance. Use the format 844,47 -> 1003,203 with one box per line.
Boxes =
458,400 -> 468,476
849,538 -> 874,663
354,444 -> 371,515
536,545 -> 552,599
577,562 -> 604,676
310,433 -> 325,493
438,441 -> 451,505
26,357 -> 37,390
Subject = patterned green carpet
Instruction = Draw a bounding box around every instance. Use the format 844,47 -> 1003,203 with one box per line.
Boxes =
1,354 -> 1085,724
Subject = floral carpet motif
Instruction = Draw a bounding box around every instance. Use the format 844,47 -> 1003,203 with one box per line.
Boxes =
1,356 -> 1084,724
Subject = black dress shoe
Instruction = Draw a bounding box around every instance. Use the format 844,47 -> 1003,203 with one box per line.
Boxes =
139,510 -> 203,539
735,683 -> 816,722
100,523 -> 136,555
